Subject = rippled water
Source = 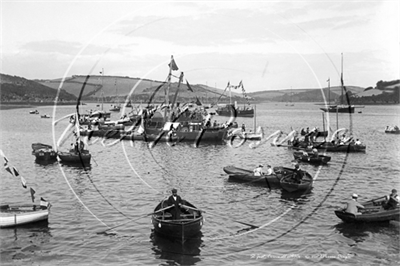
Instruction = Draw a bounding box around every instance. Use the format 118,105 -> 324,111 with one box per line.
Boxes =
0,103 -> 399,265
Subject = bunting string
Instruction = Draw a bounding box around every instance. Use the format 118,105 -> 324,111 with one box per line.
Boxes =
0,149 -> 46,204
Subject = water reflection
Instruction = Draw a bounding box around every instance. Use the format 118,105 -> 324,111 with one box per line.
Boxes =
0,221 -> 52,262
150,231 -> 203,265
334,221 -> 397,244
280,188 -> 313,202
34,158 -> 57,166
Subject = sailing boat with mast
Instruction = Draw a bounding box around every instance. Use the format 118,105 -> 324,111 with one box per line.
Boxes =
110,78 -> 121,112
215,81 -> 254,117
141,56 -> 230,143
320,54 -> 355,113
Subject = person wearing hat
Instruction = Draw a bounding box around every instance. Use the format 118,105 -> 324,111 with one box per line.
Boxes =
253,164 -> 264,176
167,188 -> 183,220
344,193 -> 364,215
383,189 -> 399,210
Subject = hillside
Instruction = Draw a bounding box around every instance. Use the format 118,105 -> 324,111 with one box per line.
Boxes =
1,73 -> 77,103
36,75 -> 244,104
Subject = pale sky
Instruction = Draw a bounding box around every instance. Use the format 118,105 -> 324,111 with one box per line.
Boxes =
1,0 -> 399,92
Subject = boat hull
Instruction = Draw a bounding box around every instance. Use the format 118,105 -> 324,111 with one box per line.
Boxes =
33,149 -> 57,161
0,205 -> 49,228
334,208 -> 400,223
320,105 -> 355,113
280,174 -> 313,192
293,151 -> 331,165
151,201 -> 203,241
385,130 -> 400,134
57,151 -> 91,164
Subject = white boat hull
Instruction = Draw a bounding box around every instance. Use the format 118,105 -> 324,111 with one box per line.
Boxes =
0,205 -> 49,228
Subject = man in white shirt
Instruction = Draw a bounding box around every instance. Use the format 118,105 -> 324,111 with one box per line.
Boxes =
253,164 -> 264,176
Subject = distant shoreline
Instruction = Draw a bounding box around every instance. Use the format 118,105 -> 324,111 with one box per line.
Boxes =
0,102 -> 76,110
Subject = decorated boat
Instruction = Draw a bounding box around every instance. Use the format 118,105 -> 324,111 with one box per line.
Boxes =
0,150 -> 52,228
279,171 -> 314,192
334,197 -> 400,223
293,151 -> 331,165
142,56 -> 230,144
151,199 -> 203,242
0,203 -> 51,228
216,104 -> 254,117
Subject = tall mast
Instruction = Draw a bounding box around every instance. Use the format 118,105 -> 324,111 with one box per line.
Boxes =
101,68 -> 104,111
340,53 -> 343,105
327,78 -> 330,104
164,55 -> 173,122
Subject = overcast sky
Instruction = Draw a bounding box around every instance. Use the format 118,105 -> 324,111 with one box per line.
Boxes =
1,0 -> 399,92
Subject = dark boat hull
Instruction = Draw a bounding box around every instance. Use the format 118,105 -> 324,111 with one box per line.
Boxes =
293,151 -> 331,165
216,109 -> 254,117
385,130 -> 400,134
151,201 -> 203,241
280,174 -> 313,192
57,151 -> 91,164
335,208 -> 400,223
320,105 -> 355,113
33,149 -> 57,161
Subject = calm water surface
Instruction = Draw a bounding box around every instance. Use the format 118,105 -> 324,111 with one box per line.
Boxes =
0,103 -> 399,266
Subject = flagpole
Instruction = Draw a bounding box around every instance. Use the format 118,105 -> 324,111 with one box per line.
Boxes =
165,56 -> 173,122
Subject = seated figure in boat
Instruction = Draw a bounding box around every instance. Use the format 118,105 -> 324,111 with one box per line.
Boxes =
265,165 -> 274,176
344,193 -> 364,215
311,148 -> 319,157
354,139 -> 362,145
394,125 -> 399,131
292,164 -> 303,183
383,189 -> 399,210
253,164 -> 264,176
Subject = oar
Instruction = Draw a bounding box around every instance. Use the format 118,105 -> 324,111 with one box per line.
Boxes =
180,204 -> 259,229
363,196 -> 387,204
96,205 -> 173,234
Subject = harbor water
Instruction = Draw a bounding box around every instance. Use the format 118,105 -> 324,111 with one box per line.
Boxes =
0,102 -> 399,265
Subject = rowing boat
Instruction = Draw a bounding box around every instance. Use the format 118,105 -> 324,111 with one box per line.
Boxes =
223,165 -> 282,186
57,149 -> 91,164
293,151 -> 331,165
0,204 -> 51,228
335,198 -> 400,223
151,199 -> 203,242
279,172 -> 313,192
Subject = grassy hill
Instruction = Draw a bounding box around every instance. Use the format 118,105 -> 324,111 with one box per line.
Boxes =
35,75 -> 243,104
1,73 -> 77,103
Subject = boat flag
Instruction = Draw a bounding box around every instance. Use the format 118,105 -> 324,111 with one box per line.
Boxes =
4,161 -> 13,176
40,197 -> 49,209
195,97 -> 202,106
168,57 -> 179,71
186,80 -> 194,92
20,176 -> 27,189
12,166 -> 19,177
30,188 -> 36,203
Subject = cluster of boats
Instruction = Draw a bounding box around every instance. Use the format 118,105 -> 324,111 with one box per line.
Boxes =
32,142 -> 91,165
4,56 -> 398,242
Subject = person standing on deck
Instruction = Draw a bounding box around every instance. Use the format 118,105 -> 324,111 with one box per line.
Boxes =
344,194 -> 364,215
167,188 -> 183,220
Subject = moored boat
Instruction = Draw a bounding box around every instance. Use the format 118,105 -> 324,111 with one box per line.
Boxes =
384,126 -> 400,134
0,204 -> 51,228
293,151 -> 331,165
57,150 -> 91,164
29,110 -> 39,114
31,143 -> 57,161
41,114 -> 50,118
216,104 -> 254,117
151,199 -> 203,241
334,197 -> 400,223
